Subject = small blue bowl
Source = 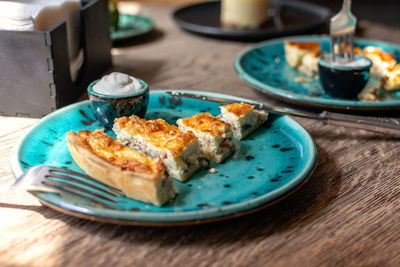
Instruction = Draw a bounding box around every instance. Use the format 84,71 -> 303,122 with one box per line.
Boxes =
318,54 -> 372,99
87,78 -> 149,130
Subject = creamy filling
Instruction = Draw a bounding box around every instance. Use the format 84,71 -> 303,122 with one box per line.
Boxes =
113,124 -> 204,181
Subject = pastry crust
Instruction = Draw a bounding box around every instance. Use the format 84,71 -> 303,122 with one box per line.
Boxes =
219,103 -> 268,140
113,116 -> 206,182
66,129 -> 177,206
177,113 -> 236,163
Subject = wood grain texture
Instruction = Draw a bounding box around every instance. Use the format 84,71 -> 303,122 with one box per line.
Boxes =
1,4 -> 400,267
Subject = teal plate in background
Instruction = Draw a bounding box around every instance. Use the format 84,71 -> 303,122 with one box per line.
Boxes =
11,91 -> 317,226
235,35 -> 400,111
111,13 -> 154,41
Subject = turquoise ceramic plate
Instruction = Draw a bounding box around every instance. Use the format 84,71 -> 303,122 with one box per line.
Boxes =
11,91 -> 317,226
235,35 -> 400,111
111,13 -> 154,41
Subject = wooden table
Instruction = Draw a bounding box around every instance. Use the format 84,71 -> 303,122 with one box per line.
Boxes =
1,3 -> 400,266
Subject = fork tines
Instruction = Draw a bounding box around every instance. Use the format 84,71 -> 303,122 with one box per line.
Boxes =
43,167 -> 122,208
329,0 -> 357,63
14,166 -> 123,209
330,33 -> 355,63
47,167 -> 120,197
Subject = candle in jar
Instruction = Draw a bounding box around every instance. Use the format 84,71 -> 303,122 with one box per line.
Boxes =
221,0 -> 269,29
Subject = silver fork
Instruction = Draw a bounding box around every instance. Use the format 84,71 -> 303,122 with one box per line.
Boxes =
330,0 -> 357,63
12,166 -> 122,209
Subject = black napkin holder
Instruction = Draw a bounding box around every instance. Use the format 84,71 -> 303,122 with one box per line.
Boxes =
0,0 -> 112,117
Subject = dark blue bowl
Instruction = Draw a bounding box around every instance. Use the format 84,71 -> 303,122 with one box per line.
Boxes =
87,78 -> 149,130
318,55 -> 372,99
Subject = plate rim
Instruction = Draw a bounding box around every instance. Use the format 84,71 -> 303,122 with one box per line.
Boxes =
10,90 -> 317,225
111,13 -> 154,41
234,34 -> 400,110
172,0 -> 330,41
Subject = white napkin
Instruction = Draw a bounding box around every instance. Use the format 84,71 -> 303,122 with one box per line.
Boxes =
0,0 -> 83,81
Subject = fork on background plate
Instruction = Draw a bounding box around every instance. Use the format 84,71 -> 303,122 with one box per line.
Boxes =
12,166 -> 123,209
330,0 -> 357,63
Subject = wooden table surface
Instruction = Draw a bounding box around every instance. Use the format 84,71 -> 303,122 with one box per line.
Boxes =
1,2 -> 400,266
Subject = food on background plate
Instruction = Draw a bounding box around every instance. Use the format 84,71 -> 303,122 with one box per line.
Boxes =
177,113 -> 236,164
363,46 -> 396,77
284,41 -> 322,77
284,41 -> 321,68
284,39 -> 400,100
294,76 -> 313,82
66,129 -> 177,206
113,116 -> 207,182
298,51 -> 326,77
382,64 -> 400,91
357,78 -> 382,102
333,44 -> 363,57
221,0 -> 269,29
219,103 -> 268,140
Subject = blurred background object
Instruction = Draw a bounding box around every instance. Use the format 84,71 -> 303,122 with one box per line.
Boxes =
116,0 -> 400,28
0,0 -> 112,117
109,0 -> 120,31
110,0 -> 155,42
172,0 -> 329,41
0,0 -> 83,81
220,0 -> 269,29
305,0 -> 400,28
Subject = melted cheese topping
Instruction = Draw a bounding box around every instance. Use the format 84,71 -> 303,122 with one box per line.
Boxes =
179,113 -> 231,137
221,103 -> 254,117
386,64 -> 400,73
286,41 -> 320,51
312,51 -> 325,58
354,47 -> 363,55
115,116 -> 198,154
75,129 -> 164,174
363,46 -> 396,63
295,76 -> 313,82
383,64 -> 400,90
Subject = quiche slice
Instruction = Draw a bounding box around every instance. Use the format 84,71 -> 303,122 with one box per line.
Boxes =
177,113 -> 236,164
363,46 -> 396,77
382,64 -> 400,91
298,51 -> 325,77
113,116 -> 206,182
284,41 -> 321,68
66,129 -> 177,206
219,103 -> 268,140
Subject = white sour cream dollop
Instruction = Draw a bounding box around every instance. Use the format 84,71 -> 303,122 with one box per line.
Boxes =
321,56 -> 371,68
93,72 -> 143,96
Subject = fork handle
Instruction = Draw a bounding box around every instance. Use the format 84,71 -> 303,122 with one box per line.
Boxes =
342,0 -> 352,10
322,111 -> 400,136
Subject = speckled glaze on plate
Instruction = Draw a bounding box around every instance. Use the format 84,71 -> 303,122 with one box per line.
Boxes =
235,35 -> 400,111
11,91 -> 317,226
111,13 -> 154,41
